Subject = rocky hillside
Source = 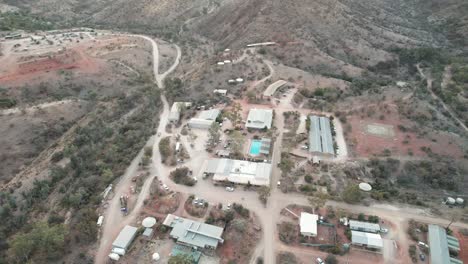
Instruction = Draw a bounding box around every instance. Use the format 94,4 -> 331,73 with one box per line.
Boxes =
5,0 -> 467,47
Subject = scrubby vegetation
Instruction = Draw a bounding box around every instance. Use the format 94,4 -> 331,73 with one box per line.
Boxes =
0,81 -> 161,262
169,167 -> 196,186
0,11 -> 55,31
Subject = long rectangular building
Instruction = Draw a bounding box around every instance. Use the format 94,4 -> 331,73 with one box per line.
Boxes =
351,231 -> 383,249
349,220 -> 381,233
112,225 -> 138,254
205,158 -> 272,186
428,224 -> 463,264
308,115 -> 334,155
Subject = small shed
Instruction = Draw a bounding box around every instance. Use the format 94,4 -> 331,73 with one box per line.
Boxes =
142,228 -> 153,237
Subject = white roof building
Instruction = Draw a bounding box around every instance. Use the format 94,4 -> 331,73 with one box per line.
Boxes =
214,89 -> 228,95
169,102 -> 192,122
188,109 -> 221,129
246,109 -> 273,130
349,220 -> 380,233
112,225 -> 138,253
351,231 -> 383,249
300,212 -> 319,237
163,214 -> 224,249
205,158 -> 272,186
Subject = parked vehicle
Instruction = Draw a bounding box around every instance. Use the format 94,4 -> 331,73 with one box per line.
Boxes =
316,257 -> 325,264
162,184 -> 169,191
119,196 -> 128,214
225,186 -> 235,192
418,241 -> 429,248
419,254 -> 426,261
380,228 -> 389,233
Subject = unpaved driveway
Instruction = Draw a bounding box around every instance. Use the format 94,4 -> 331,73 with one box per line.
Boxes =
94,33 -> 180,264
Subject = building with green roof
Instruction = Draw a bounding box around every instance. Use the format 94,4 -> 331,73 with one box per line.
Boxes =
428,224 -> 463,264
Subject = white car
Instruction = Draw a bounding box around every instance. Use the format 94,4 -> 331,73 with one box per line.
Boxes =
192,177 -> 198,182
277,181 -> 281,186
316,258 -> 325,264
162,184 -> 169,191
225,186 -> 235,192
380,228 -> 389,233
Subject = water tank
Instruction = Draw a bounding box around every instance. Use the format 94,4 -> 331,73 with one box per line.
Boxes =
142,217 -> 157,228
456,198 -> 464,205
108,253 -> 120,261
358,182 -> 372,192
111,248 -> 126,256
446,197 -> 456,205
152,253 -> 160,261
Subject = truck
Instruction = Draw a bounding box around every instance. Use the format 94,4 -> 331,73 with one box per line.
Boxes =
120,195 -> 128,214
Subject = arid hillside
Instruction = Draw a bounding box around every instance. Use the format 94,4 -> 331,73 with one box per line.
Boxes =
7,0 -> 468,47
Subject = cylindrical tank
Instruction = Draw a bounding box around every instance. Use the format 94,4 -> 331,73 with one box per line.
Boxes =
456,198 -> 464,205
152,253 -> 160,261
112,248 -> 126,256
108,253 -> 120,261
446,197 -> 456,205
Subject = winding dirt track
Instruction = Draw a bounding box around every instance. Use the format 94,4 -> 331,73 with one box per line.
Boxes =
94,33 -> 180,264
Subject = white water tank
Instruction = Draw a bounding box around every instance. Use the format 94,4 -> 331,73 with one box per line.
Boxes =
112,247 -> 126,256
152,253 -> 160,261
456,198 -> 464,205
108,253 -> 120,261
358,182 -> 372,192
446,197 -> 456,205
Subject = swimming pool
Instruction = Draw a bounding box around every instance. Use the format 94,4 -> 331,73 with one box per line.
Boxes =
249,140 -> 262,155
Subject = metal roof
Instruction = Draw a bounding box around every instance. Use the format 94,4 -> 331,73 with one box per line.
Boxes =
112,225 -> 138,250
300,213 -> 318,235
199,109 -> 220,120
205,158 -> 272,186
188,118 -> 214,128
263,80 -> 287,97
349,220 -> 381,233
428,225 -> 463,264
320,116 -> 334,154
246,109 -> 273,129
429,225 -> 451,264
309,116 -> 322,153
165,214 -> 224,249
351,231 -> 383,249
308,115 -> 334,155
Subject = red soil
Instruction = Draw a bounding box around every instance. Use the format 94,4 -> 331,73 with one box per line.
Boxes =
346,107 -> 463,158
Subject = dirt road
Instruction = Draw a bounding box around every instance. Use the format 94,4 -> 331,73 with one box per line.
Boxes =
94,33 -> 180,264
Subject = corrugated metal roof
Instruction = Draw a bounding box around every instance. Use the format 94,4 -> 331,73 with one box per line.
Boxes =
308,116 -> 322,153
300,213 -> 318,235
349,220 -> 381,233
206,158 -> 272,186
320,116 -> 334,154
263,80 -> 287,97
450,258 -> 464,264
351,231 -> 383,249
428,224 -> 452,264
199,109 -> 220,120
308,115 -> 335,155
167,214 -> 224,249
112,225 -> 138,250
188,118 -> 214,128
246,109 -> 273,129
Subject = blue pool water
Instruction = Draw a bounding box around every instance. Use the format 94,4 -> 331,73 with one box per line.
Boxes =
249,140 -> 262,155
